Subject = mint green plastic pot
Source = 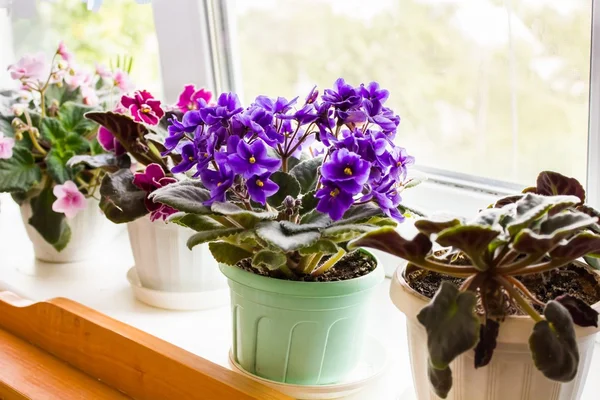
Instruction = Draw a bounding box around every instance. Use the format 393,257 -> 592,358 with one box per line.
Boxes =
219,251 -> 384,385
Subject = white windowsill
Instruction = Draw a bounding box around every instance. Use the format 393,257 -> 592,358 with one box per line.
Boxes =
0,193 -> 599,399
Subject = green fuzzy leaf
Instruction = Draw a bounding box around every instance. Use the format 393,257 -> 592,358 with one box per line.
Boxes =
255,220 -> 320,252
208,242 -> 253,266
529,301 -> 579,382
187,227 -> 244,249
44,85 -> 81,107
45,149 -> 73,184
535,171 -> 586,203
300,190 -> 319,215
428,364 -> 452,399
334,202 -> 383,226
211,202 -> 278,227
436,225 -> 500,270
276,211 -> 332,234
99,169 -> 148,223
40,118 -> 68,141
169,213 -> 225,231
0,147 -> 42,192
348,227 -> 432,263
252,250 -> 287,270
289,156 -> 323,193
59,102 -> 98,135
267,171 -> 301,207
584,255 -> 600,270
28,188 -> 71,251
63,133 -> 90,154
506,193 -> 580,236
549,232 -> 600,261
322,224 -> 376,243
67,153 -> 131,173
150,180 -> 212,214
415,218 -> 462,236
366,216 -> 398,227
298,239 -> 339,255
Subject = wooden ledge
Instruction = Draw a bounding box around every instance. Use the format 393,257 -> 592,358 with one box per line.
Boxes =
0,292 -> 291,400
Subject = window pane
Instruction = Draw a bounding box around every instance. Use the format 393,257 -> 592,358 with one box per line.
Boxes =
232,0 -> 591,186
10,0 -> 162,96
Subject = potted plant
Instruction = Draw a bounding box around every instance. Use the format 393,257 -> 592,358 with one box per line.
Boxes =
349,171 -> 600,399
149,78 -> 417,385
82,85 -> 227,306
0,42 -> 131,263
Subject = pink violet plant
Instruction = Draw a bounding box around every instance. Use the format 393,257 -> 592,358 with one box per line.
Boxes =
0,132 -> 15,159
52,181 -> 87,219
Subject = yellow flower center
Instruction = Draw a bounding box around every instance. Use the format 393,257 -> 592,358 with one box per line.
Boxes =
140,104 -> 152,113
249,156 -> 256,164
217,182 -> 222,187
188,103 -> 197,110
330,188 -> 340,197
188,156 -> 194,161
203,153 -> 209,158
396,161 -> 403,167
256,179 -> 264,187
343,167 -> 353,176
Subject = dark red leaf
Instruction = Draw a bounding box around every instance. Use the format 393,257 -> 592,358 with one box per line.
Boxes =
555,294 -> 599,328
474,319 -> 500,368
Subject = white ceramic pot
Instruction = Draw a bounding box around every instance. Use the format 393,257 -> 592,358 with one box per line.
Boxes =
127,217 -> 226,293
390,262 -> 600,400
20,198 -> 120,263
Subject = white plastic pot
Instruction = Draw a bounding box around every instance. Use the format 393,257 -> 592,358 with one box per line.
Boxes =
127,217 -> 226,293
20,198 -> 120,263
390,262 -> 600,400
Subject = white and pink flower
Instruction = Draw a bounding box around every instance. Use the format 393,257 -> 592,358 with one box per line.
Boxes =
0,132 -> 15,159
7,53 -> 48,82
52,181 -> 87,219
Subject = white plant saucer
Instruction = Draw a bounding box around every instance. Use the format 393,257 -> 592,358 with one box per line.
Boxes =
126,267 -> 229,311
228,336 -> 388,399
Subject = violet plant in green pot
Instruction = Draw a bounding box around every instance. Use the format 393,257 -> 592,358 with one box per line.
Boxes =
350,171 -> 600,400
80,85 -> 228,308
0,43 -> 131,263
149,78 -> 418,385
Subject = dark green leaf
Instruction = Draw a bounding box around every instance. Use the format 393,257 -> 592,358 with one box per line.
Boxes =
252,250 -> 287,270
334,202 -> 383,225
474,319 -> 499,368
300,190 -> 319,215
584,255 -> 600,270
555,295 -> 598,328
529,301 -> 579,382
67,153 -> 131,173
59,102 -> 98,135
322,224 -> 376,243
99,169 -> 148,223
45,149 -> 73,184
289,156 -> 323,193
267,171 -> 301,207
493,195 -> 523,209
535,171 -> 585,203
348,227 -> 432,263
28,188 -> 71,251
428,364 -> 452,399
255,220 -> 320,252
64,133 -> 90,154
436,225 -> 500,270
0,147 -> 42,192
298,239 -> 339,255
506,193 -> 580,236
150,180 -> 212,214
187,227 -> 244,249
40,118 -> 68,141
168,213 -> 225,231
44,84 -> 81,106
208,242 -> 253,266
415,218 -> 461,236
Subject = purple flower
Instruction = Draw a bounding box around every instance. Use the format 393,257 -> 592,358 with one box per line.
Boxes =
176,85 -> 212,113
254,95 -> 298,114
281,104 -> 320,126
315,180 -> 355,220
305,85 -> 319,105
359,82 -> 389,104
121,91 -> 165,125
238,106 -> 282,145
363,178 -> 404,222
322,78 -> 362,121
199,92 -> 243,125
171,142 -> 198,174
385,147 -> 415,181
164,116 -> 196,152
227,138 -> 281,178
321,148 -> 371,194
199,164 -> 235,205
132,164 -> 177,221
97,126 -> 126,156
247,172 -> 279,205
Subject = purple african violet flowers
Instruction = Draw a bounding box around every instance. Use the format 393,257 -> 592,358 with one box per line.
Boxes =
162,78 -> 414,222
133,164 -> 177,221
121,90 -> 165,125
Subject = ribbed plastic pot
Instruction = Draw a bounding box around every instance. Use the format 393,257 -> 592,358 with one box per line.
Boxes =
20,198 -> 120,263
127,217 -> 226,292
219,251 -> 384,386
390,261 -> 600,400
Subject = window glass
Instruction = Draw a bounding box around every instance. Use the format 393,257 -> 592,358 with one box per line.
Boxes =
232,0 -> 591,185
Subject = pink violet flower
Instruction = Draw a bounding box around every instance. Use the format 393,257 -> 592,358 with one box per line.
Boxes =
7,53 -> 48,82
65,69 -> 93,90
176,84 -> 212,113
52,181 -> 87,219
132,163 -> 177,222
97,126 -> 126,155
113,68 -> 133,91
95,63 -> 112,78
0,132 -> 15,159
57,41 -> 74,63
121,90 -> 165,125
81,86 -> 99,106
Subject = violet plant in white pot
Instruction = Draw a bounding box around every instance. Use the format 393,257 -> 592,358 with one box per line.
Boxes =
78,85 -> 227,310
350,171 -> 600,400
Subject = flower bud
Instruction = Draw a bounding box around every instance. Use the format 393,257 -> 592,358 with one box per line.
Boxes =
57,60 -> 69,70
284,195 -> 295,209
11,117 -> 25,130
11,104 -> 24,117
15,132 -> 23,141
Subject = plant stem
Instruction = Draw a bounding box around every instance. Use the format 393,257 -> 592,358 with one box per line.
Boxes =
282,157 -> 288,173
495,275 -> 543,322
311,249 -> 345,277
417,257 -> 479,277
504,276 -> 545,306
304,253 -> 323,275
507,260 -> 568,276
499,254 -> 543,274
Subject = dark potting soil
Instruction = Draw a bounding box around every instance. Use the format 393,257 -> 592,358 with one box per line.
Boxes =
406,263 -> 600,315
236,250 -> 377,282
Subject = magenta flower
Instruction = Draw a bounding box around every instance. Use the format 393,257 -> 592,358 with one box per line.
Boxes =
176,84 -> 212,113
132,164 -> 177,221
7,53 -> 48,82
113,68 -> 133,91
0,132 -> 15,159
57,41 -> 74,63
52,181 -> 87,219
121,90 -> 165,125
97,126 -> 125,156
